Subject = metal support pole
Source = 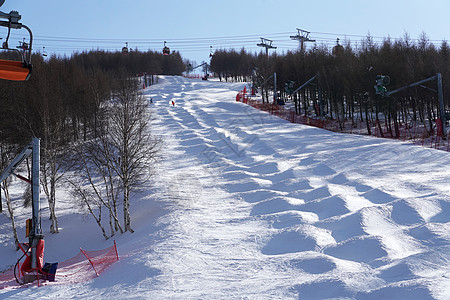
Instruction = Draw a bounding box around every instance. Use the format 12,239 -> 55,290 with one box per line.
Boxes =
437,73 -> 447,138
274,72 -> 277,104
30,137 -> 41,270
319,85 -> 324,120
0,137 -> 43,271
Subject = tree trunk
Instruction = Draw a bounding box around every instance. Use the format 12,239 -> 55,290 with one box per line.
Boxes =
294,93 -> 298,115
2,181 -> 20,250
123,185 -> 134,233
365,103 -> 371,136
41,153 -> 60,234
49,174 -> 59,233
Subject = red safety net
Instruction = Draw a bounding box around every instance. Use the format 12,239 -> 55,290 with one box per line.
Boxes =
0,242 -> 119,289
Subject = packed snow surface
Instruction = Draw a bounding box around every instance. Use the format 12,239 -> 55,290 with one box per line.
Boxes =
1,76 -> 450,299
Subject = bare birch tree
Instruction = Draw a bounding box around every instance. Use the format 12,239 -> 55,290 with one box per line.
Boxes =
105,77 -> 160,233
69,76 -> 160,238
67,137 -> 123,238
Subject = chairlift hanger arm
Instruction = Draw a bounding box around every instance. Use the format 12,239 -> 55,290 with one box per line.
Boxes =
0,10 -> 21,25
0,21 -> 33,59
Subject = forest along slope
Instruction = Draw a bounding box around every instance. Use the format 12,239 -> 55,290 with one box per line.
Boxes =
144,76 -> 450,299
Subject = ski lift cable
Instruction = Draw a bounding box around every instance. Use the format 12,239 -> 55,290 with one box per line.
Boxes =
2,27 -> 446,47
4,29 -> 445,57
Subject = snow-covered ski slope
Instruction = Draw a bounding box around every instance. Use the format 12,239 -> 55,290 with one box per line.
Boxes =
2,75 -> 450,299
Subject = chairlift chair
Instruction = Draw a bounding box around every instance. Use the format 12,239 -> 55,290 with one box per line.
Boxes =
163,41 -> 170,55
0,9 -> 33,81
332,38 -> 344,57
122,42 -> 129,54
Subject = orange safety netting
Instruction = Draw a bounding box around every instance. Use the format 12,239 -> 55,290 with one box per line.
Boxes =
0,242 -> 119,289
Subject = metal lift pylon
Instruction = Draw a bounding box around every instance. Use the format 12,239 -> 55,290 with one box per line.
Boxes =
0,138 -> 43,272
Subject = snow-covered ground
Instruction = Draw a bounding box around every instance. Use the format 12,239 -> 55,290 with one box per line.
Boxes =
1,76 -> 450,299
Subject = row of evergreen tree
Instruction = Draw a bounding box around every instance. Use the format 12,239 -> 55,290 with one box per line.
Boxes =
210,33 -> 450,137
0,50 -> 184,145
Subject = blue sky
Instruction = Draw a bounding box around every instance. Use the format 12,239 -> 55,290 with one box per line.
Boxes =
1,0 -> 450,64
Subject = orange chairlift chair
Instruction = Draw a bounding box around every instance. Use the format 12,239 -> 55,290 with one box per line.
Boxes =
0,7 -> 33,81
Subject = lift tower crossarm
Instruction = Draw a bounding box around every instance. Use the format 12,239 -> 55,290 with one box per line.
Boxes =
290,28 -> 316,52
257,37 -> 276,49
257,38 -> 277,58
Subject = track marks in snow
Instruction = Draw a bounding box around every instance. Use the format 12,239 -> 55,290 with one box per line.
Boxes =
290,256 -> 337,274
145,77 -> 450,298
362,206 -> 424,260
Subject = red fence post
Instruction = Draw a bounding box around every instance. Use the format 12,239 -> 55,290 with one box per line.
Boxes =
80,248 -> 99,277
114,240 -> 119,261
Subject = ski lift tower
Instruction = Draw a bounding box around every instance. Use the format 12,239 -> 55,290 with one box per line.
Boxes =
0,138 -> 43,271
257,38 -> 277,59
290,28 -> 315,52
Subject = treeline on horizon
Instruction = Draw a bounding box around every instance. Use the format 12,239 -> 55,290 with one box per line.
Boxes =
0,49 -> 185,145
1,32 -> 450,145
209,33 -> 450,137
